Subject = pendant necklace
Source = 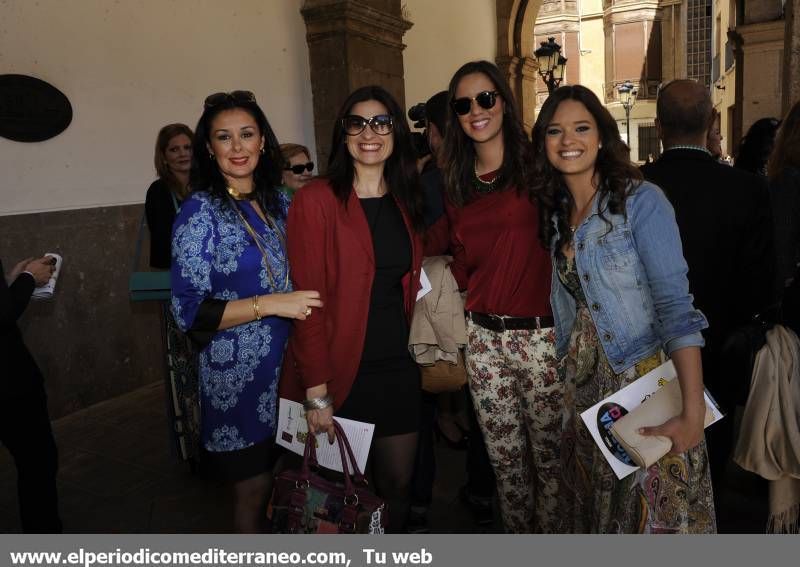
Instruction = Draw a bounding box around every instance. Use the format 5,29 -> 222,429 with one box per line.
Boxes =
570,191 -> 598,237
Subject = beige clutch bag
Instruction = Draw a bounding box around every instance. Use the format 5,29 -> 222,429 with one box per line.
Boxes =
610,379 -> 714,468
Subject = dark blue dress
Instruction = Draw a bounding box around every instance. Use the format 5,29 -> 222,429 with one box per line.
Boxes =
171,191 -> 291,453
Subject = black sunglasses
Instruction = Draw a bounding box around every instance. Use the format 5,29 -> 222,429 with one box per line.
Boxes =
284,161 -> 314,174
204,90 -> 256,109
342,114 -> 394,136
451,91 -> 499,116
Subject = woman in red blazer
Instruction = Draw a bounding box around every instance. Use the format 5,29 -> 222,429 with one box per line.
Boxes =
280,85 -> 425,532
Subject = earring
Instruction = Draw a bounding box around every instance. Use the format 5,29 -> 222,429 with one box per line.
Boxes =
260,147 -> 265,154
209,152 -> 214,159
598,142 -> 603,150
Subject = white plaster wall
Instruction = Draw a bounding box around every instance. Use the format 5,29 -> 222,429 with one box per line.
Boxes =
402,0 -> 497,110
0,0 -> 315,215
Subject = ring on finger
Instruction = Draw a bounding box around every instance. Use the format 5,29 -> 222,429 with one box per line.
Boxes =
304,307 -> 312,316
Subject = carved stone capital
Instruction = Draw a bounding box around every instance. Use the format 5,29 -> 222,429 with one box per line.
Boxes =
302,0 -> 412,50
520,56 -> 540,79
496,55 -> 522,79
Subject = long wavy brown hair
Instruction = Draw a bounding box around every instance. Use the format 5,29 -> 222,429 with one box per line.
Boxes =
441,60 -> 534,207
531,85 -> 642,252
768,100 -> 800,182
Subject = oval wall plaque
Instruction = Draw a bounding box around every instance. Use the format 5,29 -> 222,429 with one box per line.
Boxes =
0,74 -> 73,142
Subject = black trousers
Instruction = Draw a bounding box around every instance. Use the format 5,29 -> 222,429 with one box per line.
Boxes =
1,373 -> 62,533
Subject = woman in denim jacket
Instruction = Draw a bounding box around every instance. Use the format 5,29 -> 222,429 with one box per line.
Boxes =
532,85 -> 716,533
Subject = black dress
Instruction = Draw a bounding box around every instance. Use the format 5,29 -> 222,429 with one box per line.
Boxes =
336,195 -> 421,438
144,179 -> 180,269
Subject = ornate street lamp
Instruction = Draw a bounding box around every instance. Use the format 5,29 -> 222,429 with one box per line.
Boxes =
617,80 -> 638,151
535,37 -> 568,94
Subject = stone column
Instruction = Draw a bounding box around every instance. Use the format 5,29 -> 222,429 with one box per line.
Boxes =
783,0 -> 800,111
519,56 -> 540,131
496,54 -> 522,106
301,0 -> 412,169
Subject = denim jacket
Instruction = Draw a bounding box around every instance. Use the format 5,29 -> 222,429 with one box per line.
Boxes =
550,180 -> 708,374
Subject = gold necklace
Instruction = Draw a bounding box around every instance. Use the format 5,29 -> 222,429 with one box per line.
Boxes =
472,159 -> 501,194
228,197 -> 289,291
226,185 -> 257,201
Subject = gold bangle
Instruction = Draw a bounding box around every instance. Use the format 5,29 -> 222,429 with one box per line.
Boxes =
252,295 -> 261,321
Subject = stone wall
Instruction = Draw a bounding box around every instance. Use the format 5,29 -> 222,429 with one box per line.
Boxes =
1,205 -> 165,419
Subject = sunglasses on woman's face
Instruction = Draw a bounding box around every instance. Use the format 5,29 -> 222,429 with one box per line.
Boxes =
342,114 -> 394,136
203,90 -> 256,109
284,162 -> 314,175
451,90 -> 499,116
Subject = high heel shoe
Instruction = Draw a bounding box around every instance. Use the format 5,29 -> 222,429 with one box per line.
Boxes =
434,419 -> 469,450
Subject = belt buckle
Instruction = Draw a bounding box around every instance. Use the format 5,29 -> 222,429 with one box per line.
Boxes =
490,313 -> 506,332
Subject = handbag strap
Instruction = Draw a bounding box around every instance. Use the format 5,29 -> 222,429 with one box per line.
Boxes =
333,421 -> 368,485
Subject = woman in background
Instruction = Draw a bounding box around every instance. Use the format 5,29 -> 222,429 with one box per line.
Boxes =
146,123 -> 194,269
706,109 -> 724,162
171,90 -> 321,532
279,143 -> 314,197
533,84 -> 715,533
281,85 -> 424,533
145,123 -> 199,467
735,117 -> 780,177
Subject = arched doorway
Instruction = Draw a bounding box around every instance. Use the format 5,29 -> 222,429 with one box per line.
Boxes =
496,0 -> 543,131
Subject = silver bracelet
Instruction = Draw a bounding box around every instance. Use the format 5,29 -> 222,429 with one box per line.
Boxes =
303,395 -> 333,411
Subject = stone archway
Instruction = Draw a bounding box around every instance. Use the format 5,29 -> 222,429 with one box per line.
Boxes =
496,0 -> 544,131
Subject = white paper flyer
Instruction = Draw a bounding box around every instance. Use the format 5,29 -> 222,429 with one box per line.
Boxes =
275,398 -> 374,474
579,359 -> 724,480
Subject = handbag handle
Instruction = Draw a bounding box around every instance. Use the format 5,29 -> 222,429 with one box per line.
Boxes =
299,420 -> 367,493
298,421 -> 355,497
332,421 -> 368,486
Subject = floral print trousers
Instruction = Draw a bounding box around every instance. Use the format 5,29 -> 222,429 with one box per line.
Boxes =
465,320 -> 563,533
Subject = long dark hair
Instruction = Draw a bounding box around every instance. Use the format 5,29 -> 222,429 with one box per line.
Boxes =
735,117 -> 780,177
155,123 -> 194,200
326,85 -> 424,231
190,94 -> 285,219
441,60 -> 533,207
768,101 -> 800,182
531,85 -> 642,251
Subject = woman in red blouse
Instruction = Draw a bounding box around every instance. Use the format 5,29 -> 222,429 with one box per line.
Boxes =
281,86 -> 425,532
427,61 -> 562,533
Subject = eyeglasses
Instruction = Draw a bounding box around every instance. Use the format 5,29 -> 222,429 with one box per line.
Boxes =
204,90 -> 257,109
284,161 -> 315,174
342,114 -> 394,136
451,91 -> 499,116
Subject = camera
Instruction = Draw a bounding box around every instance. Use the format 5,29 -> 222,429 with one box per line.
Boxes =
408,103 -> 427,129
407,102 -> 430,158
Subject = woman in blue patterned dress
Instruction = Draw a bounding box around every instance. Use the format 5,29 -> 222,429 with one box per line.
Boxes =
171,91 -> 321,532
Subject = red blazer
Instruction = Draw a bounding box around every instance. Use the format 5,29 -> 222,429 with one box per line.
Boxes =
279,178 -> 424,410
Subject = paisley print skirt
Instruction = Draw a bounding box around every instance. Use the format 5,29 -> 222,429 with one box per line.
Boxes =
558,304 -> 717,533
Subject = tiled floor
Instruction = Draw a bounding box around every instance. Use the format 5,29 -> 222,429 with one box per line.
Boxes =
0,382 -> 767,533
0,382 -> 498,534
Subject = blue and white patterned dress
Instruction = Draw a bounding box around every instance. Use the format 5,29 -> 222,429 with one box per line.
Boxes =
171,191 -> 291,453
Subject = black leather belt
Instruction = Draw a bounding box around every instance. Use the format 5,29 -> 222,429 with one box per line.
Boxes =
467,311 -> 555,332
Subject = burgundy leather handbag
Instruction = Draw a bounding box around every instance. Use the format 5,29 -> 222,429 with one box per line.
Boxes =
270,421 -> 387,534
